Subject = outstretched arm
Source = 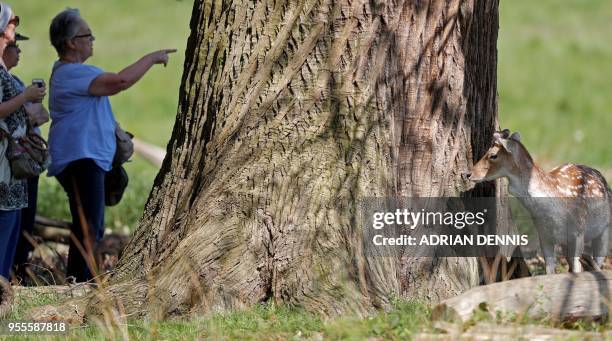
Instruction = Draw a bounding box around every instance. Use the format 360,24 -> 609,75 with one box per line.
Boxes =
88,49 -> 177,97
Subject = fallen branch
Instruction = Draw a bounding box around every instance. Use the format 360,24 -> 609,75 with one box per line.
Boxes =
433,271 -> 612,322
33,225 -> 70,244
14,284 -> 92,300
133,138 -> 165,167
35,215 -> 71,229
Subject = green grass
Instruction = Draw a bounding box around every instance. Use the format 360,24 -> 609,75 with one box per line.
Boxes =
4,297 -> 609,340
499,0 -> 612,170
2,299 -> 432,340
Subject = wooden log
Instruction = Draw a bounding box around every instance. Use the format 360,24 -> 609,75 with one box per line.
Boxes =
35,215 -> 71,229
32,225 -> 70,244
14,284 -> 92,301
133,138 -> 165,167
432,271 -> 612,322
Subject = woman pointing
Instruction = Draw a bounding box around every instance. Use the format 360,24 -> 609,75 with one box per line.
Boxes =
48,8 -> 175,282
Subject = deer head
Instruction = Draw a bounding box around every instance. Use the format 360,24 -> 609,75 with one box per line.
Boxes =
463,129 -> 528,183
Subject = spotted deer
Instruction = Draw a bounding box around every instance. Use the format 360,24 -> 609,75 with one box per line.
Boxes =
463,129 -> 611,274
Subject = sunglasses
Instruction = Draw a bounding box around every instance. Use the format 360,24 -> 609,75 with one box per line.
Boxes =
8,16 -> 19,26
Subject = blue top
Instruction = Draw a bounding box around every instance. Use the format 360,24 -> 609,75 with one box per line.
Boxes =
48,62 -> 116,176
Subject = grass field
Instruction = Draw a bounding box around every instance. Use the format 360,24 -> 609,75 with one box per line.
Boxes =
499,0 -> 611,170
4,289 -> 607,340
5,294 -> 432,340
3,0 -> 611,338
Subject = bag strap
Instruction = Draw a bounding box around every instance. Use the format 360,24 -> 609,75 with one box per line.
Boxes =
24,133 -> 48,150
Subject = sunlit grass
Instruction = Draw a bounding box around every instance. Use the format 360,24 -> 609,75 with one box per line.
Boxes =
499,0 -> 611,170
5,299 -> 432,340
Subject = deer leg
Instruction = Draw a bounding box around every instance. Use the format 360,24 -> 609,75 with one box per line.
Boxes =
591,227 -> 608,270
567,233 -> 584,273
540,234 -> 556,274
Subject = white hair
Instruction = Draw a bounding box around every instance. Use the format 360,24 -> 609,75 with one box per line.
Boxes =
49,8 -> 83,55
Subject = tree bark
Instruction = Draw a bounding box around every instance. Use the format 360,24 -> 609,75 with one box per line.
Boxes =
92,0 -> 501,318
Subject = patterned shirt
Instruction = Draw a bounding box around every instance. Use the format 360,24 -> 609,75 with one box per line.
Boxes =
0,65 -> 28,210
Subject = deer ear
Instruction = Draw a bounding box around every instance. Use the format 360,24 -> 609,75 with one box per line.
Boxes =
493,129 -> 510,140
498,139 -> 514,154
510,132 -> 521,142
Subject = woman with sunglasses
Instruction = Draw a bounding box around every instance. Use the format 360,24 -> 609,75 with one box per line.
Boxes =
0,2 -> 46,281
3,32 -> 50,282
47,8 -> 175,283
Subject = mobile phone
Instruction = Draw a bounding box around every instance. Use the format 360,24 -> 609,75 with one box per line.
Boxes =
32,79 -> 45,88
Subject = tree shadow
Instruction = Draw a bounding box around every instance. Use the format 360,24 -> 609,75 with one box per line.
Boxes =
117,0 -> 509,316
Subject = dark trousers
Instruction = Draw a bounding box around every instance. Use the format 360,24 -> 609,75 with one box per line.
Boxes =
0,209 -> 21,279
14,176 -> 39,280
57,159 -> 105,282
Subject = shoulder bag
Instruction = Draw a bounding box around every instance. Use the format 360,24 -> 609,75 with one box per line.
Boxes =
0,124 -> 49,179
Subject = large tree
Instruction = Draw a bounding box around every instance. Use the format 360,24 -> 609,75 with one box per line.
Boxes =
90,0 -> 501,318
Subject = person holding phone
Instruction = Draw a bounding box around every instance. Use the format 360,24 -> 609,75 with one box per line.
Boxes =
0,2 -> 46,281
47,8 -> 175,282
2,31 -> 50,282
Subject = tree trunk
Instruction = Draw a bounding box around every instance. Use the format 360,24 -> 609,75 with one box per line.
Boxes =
94,0 -> 501,318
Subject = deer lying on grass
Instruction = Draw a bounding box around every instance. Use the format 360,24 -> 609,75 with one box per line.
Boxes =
463,129 -> 611,274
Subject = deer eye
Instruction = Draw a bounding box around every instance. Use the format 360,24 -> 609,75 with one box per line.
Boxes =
490,153 -> 498,160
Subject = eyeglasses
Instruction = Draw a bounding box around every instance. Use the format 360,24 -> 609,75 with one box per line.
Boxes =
73,33 -> 95,41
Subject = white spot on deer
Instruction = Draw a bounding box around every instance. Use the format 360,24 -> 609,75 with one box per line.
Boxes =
559,187 -> 575,196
